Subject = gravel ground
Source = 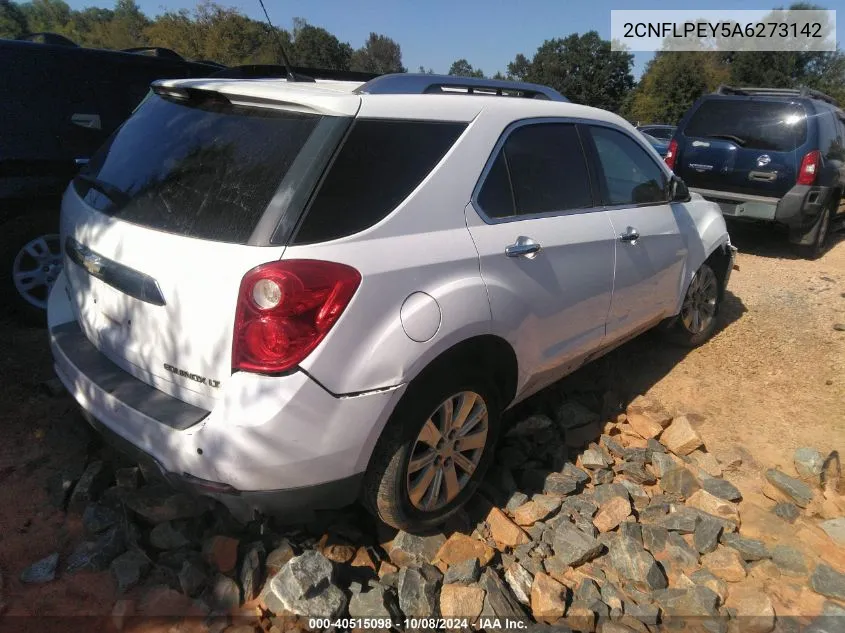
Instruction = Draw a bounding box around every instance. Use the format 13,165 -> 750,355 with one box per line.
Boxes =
0,219 -> 842,626
606,223 -> 845,468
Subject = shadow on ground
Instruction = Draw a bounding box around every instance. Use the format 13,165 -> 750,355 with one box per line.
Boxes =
726,218 -> 845,261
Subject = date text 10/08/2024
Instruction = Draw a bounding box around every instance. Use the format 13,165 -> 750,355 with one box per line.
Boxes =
308,618 -> 529,630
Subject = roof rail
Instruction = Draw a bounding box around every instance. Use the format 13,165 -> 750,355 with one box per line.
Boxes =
354,73 -> 568,102
714,84 -> 838,106
210,64 -> 379,82
16,32 -> 78,47
122,47 -> 184,60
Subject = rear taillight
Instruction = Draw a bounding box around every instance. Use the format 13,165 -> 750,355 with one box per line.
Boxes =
797,150 -> 821,186
232,260 -> 361,374
664,139 -> 678,171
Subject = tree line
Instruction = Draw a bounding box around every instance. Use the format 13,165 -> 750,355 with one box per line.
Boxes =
2,0 -> 843,123
0,0 -> 406,73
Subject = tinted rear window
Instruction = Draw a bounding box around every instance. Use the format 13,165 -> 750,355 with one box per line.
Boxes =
75,92 -> 320,243
683,99 -> 807,152
293,119 -> 466,244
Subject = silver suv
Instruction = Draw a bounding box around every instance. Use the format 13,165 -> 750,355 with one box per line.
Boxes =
47,74 -> 736,530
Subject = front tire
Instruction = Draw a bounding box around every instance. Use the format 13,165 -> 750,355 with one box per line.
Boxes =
663,262 -> 721,348
362,371 -> 501,532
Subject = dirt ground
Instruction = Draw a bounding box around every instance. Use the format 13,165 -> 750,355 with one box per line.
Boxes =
0,219 -> 842,629
610,222 -> 845,469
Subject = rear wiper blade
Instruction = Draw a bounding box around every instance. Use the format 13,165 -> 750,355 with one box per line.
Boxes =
704,133 -> 748,146
75,174 -> 131,205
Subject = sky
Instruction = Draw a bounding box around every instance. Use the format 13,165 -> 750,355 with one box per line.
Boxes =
67,0 -> 845,79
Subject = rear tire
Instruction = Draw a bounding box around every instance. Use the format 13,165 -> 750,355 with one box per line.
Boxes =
663,262 -> 721,348
362,370 -> 501,532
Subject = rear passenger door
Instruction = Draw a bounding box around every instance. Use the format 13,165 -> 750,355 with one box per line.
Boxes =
582,124 -> 687,339
465,120 -> 617,397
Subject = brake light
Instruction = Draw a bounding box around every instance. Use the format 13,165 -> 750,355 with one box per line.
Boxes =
232,260 -> 361,373
797,150 -> 821,185
664,139 -> 678,171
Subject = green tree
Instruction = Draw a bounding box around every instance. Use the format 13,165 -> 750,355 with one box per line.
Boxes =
350,32 -> 405,74
144,1 -> 290,65
0,0 -> 29,38
64,7 -> 114,46
506,53 -> 531,80
625,51 -> 728,124
143,9 -> 202,58
724,4 -> 843,99
19,0 -> 71,33
515,31 -> 633,111
417,65 -> 435,74
448,58 -> 484,78
109,0 -> 147,46
291,17 -> 351,70
626,2 -> 845,121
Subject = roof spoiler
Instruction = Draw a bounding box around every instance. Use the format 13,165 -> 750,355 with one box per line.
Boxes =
16,32 -> 78,47
121,47 -> 184,60
714,84 -> 838,106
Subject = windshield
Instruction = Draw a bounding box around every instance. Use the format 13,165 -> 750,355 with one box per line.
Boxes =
683,99 -> 807,152
75,92 -> 321,244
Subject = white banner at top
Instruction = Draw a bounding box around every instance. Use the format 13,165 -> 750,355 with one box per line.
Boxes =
610,10 -> 837,52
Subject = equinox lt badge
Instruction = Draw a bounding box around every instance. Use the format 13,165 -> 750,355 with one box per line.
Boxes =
163,363 -> 220,388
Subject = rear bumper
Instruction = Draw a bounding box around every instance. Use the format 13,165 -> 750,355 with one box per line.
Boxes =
691,185 -> 834,241
75,404 -> 363,523
48,274 -> 405,521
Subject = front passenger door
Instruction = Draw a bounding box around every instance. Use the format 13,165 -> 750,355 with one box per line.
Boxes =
583,124 -> 688,340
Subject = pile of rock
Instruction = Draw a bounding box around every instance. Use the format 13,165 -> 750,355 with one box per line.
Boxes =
17,395 -> 845,632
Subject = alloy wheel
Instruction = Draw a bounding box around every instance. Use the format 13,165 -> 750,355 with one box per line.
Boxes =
681,265 -> 718,335
406,391 -> 489,512
12,234 -> 63,310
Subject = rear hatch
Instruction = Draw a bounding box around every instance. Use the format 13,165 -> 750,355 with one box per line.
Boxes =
60,82 -> 358,408
676,98 -> 807,198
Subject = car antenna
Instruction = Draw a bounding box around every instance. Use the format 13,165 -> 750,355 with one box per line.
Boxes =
257,0 -> 313,82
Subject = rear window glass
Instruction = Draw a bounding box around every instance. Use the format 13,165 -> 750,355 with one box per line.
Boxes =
75,92 -> 320,243
683,99 -> 807,152
293,119 -> 466,244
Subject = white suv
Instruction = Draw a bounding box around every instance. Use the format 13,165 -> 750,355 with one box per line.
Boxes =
47,74 -> 735,531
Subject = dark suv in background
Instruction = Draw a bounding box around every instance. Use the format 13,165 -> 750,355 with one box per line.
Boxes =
666,86 -> 844,258
1,34 -> 222,322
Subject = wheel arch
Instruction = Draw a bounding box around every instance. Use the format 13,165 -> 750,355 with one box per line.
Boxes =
672,235 -> 732,316
353,332 -> 519,474
405,333 -> 519,409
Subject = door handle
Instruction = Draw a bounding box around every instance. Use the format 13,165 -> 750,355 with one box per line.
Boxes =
748,170 -> 778,182
619,227 -> 640,243
71,113 -> 102,130
505,236 -> 541,258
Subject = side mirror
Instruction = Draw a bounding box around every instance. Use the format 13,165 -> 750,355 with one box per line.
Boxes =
670,175 -> 690,202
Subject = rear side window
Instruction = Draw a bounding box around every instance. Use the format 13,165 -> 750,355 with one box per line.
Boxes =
293,119 -> 466,244
683,99 -> 808,152
476,123 -> 593,218
76,92 -> 320,243
588,126 -> 668,206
